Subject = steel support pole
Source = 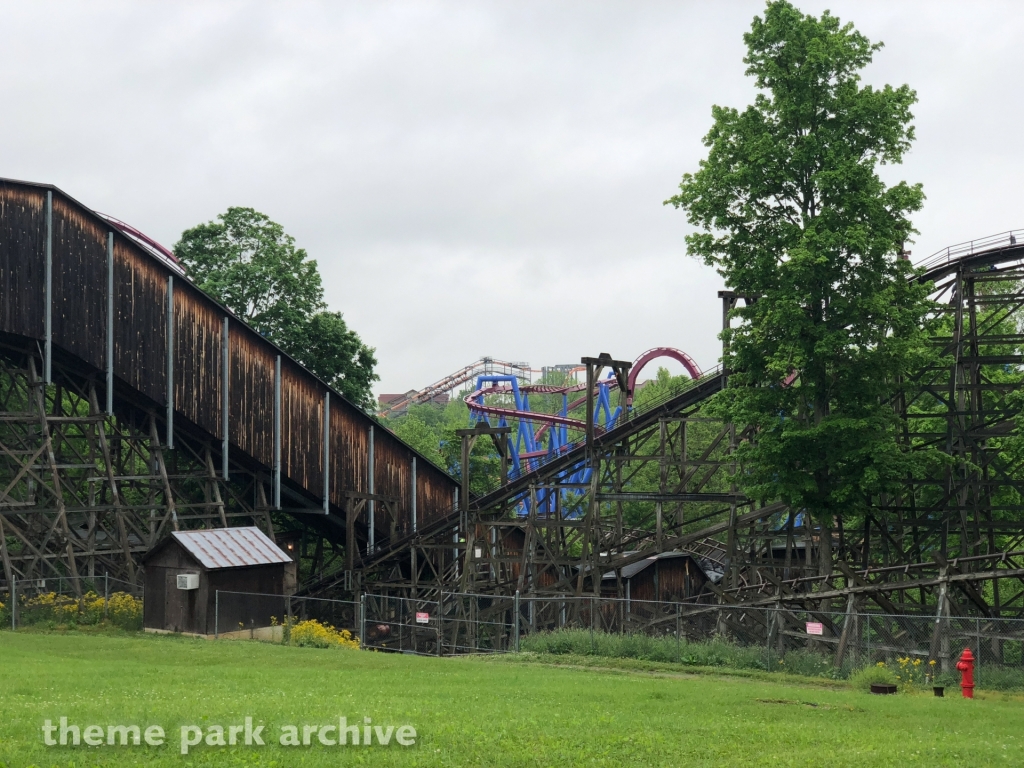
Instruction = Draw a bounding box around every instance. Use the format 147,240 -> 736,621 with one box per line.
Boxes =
460,433 -> 470,533
165,275 -> 174,449
106,232 -> 114,414
44,191 -> 52,383
368,425 -> 375,553
322,392 -> 330,513
584,360 -> 596,454
411,457 -> 417,533
274,355 -> 281,509
221,317 -> 230,480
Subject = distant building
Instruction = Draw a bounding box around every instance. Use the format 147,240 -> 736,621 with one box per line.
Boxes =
601,552 -> 709,602
142,527 -> 295,636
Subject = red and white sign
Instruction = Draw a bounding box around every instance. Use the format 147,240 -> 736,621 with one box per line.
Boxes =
415,612 -> 430,624
806,621 -> 824,636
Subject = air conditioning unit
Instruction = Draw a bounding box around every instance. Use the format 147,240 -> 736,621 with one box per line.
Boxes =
176,573 -> 199,590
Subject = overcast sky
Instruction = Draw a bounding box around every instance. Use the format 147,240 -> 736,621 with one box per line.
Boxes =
2,1 -> 1022,396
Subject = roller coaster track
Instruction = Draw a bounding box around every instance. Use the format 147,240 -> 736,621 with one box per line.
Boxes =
377,357 -> 531,418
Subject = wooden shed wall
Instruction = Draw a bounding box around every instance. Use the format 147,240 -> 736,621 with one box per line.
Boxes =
0,179 -> 458,531
620,557 -> 707,602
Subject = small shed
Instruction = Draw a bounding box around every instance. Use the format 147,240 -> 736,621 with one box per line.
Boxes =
601,551 -> 709,602
142,527 -> 295,636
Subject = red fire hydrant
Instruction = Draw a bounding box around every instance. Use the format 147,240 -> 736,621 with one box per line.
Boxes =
956,648 -> 975,699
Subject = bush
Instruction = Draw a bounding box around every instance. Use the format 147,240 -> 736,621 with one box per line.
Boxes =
777,649 -> 841,679
106,592 -> 143,631
9,590 -> 142,631
520,629 -> 769,671
289,619 -> 360,650
848,663 -> 898,692
974,665 -> 1024,692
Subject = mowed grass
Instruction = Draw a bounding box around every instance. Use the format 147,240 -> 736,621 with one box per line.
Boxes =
0,631 -> 1021,767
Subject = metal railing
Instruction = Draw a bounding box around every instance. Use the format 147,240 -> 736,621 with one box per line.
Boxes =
918,229 -> 1024,273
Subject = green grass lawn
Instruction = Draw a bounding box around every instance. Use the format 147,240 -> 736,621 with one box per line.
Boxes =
0,630 -> 1020,767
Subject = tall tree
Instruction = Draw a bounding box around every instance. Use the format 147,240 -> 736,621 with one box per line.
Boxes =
174,207 -> 379,410
665,1 -> 937,573
301,311 -> 379,409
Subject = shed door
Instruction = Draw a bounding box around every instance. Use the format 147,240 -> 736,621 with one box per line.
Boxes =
164,570 -> 196,633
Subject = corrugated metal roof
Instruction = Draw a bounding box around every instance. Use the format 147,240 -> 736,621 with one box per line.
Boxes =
171,527 -> 291,570
602,551 -> 695,581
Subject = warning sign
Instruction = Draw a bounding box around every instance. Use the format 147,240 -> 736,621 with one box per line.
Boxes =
416,612 -> 430,624
806,621 -> 824,636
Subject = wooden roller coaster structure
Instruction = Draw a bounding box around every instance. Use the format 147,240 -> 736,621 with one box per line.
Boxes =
3,174 -> 1024,630
351,230 -> 1024,626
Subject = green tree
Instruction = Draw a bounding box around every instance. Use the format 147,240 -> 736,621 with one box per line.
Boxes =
665,1 -> 937,573
301,311 -> 379,409
174,207 -> 378,410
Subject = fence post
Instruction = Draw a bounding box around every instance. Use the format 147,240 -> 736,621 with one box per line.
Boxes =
676,603 -> 681,662
360,594 -> 366,650
765,608 -> 771,671
866,614 -> 871,663
437,593 -> 443,657
103,572 -> 109,620
286,595 -> 292,644
514,590 -> 520,653
591,596 -> 596,654
976,617 -> 982,687
214,591 -> 219,639
10,575 -> 15,631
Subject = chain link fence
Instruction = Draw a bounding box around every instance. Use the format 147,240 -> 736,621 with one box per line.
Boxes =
361,592 -> 519,655
359,592 -> 1024,689
4,579 -> 1022,690
211,590 -> 359,642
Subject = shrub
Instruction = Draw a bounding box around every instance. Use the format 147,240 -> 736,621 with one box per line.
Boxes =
10,590 -> 142,631
290,619 -> 360,650
973,665 -> 1024,692
776,649 -> 841,679
519,629 -> 770,671
848,663 -> 897,692
891,656 -> 928,692
107,592 -> 143,631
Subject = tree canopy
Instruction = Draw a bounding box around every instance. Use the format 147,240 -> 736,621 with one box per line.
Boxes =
174,207 -> 379,411
666,1 -> 938,570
